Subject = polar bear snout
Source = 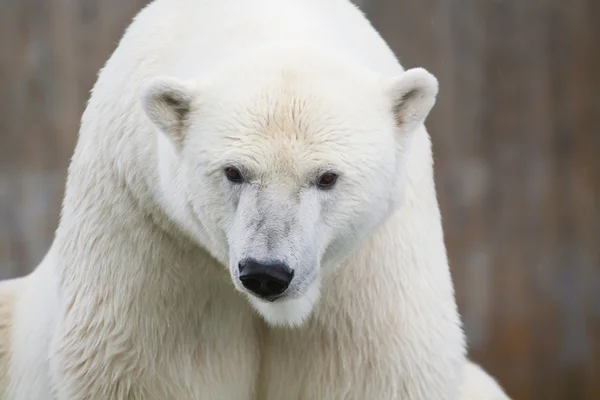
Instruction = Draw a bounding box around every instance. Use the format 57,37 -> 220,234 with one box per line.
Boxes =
238,258 -> 294,300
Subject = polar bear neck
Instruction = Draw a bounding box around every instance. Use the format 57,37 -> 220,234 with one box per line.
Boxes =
52,115 -> 233,324
314,126 -> 458,324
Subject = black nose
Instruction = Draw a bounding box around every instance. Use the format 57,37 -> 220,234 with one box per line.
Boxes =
238,259 -> 294,299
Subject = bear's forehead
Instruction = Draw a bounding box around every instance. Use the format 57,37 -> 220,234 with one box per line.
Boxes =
199,70 -> 393,173
203,93 -> 347,174
218,79 -> 365,142
208,64 -> 384,135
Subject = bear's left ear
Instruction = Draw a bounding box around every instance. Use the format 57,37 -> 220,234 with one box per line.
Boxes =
388,67 -> 439,134
141,76 -> 198,151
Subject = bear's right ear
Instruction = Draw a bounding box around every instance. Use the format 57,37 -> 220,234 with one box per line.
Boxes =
141,77 -> 197,151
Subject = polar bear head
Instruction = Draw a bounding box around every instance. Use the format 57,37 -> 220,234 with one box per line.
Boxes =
141,46 -> 438,327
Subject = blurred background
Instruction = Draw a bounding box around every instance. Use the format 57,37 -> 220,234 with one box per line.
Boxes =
0,0 -> 598,398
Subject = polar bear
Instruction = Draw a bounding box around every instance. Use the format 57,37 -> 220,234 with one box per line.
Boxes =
0,0 -> 510,399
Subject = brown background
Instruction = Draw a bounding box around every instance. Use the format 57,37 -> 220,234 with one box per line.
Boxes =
0,0 -> 598,399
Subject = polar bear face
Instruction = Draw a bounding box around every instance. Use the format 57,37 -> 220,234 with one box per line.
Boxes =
141,56 -> 438,326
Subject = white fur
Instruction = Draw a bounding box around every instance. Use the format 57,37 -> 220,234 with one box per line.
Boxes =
0,0 -> 510,399
460,362 -> 511,400
250,279 -> 321,327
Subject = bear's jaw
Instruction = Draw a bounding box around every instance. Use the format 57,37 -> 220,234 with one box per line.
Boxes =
247,279 -> 321,327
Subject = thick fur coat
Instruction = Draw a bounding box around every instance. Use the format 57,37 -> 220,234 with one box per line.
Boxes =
0,0 -> 510,399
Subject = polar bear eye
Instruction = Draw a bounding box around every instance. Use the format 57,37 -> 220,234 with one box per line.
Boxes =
224,167 -> 244,183
316,172 -> 338,189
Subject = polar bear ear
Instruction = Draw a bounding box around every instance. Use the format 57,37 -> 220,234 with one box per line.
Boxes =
388,67 -> 439,134
141,77 -> 197,151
